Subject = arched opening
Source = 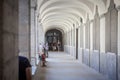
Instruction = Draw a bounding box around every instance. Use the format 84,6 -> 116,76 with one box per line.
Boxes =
45,29 -> 63,51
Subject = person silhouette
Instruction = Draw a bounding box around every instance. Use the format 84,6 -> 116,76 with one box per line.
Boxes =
19,56 -> 31,80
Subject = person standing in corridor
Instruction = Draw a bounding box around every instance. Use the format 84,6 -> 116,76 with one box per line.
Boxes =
44,42 -> 49,57
38,43 -> 44,65
19,56 -> 31,80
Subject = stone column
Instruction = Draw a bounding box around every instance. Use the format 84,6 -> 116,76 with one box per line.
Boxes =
74,28 -> 76,47
70,29 -> 72,46
71,27 -> 74,56
105,0 -> 118,80
93,6 -> 100,50
38,23 -> 44,44
64,32 -> 67,52
83,15 -> 90,66
100,15 -> 105,53
74,27 -> 76,57
85,15 -> 90,49
69,30 -> 71,46
19,0 -> 31,59
0,0 -> 19,79
72,28 -> 74,47
65,32 -> 67,46
30,0 -> 36,66
90,21 -> 93,50
78,28 -> 80,48
91,6 -> 100,72
85,23 -> 88,49
69,31 -> 71,46
68,31 -> 70,46
80,25 -> 84,48
34,14 -> 40,65
81,24 -> 84,62
71,29 -> 73,46
117,5 -> 120,80
76,28 -> 78,59
83,25 -> 85,49
118,7 -> 120,55
64,33 -> 66,45
105,0 -> 118,53
90,21 -> 93,67
67,31 -> 68,46
67,31 -> 69,45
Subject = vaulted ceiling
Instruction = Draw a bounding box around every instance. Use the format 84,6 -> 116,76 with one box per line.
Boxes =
37,0 -> 120,33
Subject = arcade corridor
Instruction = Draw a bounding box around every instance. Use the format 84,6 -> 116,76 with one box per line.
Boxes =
33,52 -> 108,80
0,0 -> 120,80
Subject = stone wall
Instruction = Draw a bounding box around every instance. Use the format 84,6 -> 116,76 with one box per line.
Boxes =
0,0 -> 3,79
100,53 -> 107,75
107,52 -> 117,80
30,0 -> 37,66
90,50 -> 100,72
1,0 -> 18,79
19,0 -> 30,59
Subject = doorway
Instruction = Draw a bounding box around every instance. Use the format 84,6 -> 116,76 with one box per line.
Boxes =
45,29 -> 63,51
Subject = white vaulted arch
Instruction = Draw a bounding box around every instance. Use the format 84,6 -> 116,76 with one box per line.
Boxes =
37,0 -> 107,33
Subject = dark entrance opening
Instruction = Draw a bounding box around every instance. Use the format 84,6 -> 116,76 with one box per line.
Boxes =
45,29 -> 63,51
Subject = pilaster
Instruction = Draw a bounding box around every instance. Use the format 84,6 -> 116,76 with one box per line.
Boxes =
85,14 -> 90,49
93,6 -> 100,50
105,0 -> 118,53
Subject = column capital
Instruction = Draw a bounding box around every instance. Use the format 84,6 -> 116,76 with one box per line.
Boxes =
117,6 -> 120,11
108,0 -> 116,11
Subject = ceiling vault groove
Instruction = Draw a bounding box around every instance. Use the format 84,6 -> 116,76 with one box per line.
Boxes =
37,0 -> 120,33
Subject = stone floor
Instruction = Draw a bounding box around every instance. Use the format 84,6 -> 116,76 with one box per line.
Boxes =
33,52 -> 109,80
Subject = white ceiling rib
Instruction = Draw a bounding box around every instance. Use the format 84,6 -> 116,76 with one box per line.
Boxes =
37,0 -> 111,33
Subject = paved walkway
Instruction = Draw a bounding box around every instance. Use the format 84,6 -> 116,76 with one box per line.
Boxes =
33,52 -> 109,80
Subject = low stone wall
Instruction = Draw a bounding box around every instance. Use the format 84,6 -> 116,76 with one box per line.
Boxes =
118,55 -> 120,80
70,46 -> 75,57
90,50 -> 99,72
64,45 -> 76,59
100,52 -> 107,75
78,48 -> 83,62
106,52 -> 117,80
83,49 -> 90,66
64,45 -> 74,56
65,46 -> 118,80
69,46 -> 72,55
65,45 -> 67,52
73,47 -> 76,58
90,52 -> 117,80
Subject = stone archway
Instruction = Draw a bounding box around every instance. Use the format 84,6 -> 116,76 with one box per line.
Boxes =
45,29 -> 63,51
